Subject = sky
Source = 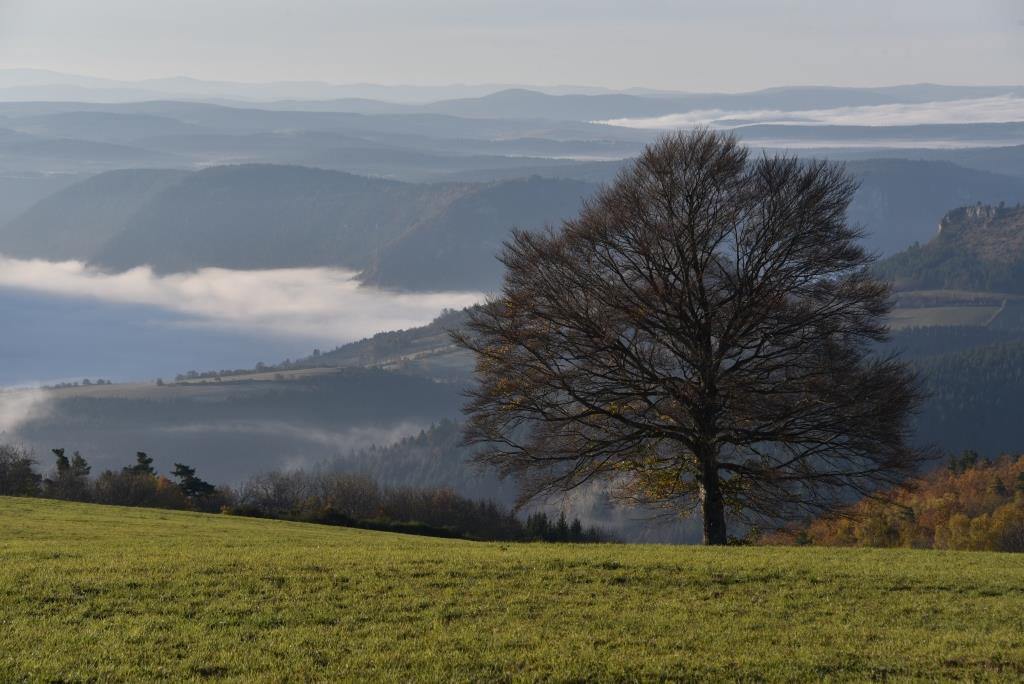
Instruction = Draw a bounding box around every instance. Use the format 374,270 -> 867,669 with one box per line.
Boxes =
0,0 -> 1021,91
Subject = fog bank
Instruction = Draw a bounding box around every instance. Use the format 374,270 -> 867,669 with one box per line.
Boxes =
600,95 -> 1024,134
0,255 -> 482,341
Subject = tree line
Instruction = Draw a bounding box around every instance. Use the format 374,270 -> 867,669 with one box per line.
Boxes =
0,444 -> 607,543
912,339 -> 1024,456
0,447 -> 226,511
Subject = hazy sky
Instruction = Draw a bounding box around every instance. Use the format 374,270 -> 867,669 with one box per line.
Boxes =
0,0 -> 1022,90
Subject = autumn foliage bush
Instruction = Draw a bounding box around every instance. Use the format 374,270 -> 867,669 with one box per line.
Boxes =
776,453 -> 1024,552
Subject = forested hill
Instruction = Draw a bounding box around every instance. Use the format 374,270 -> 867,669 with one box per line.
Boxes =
0,165 -> 596,290
4,160 -> 1024,292
361,176 -> 595,290
876,204 -> 1024,293
0,169 -> 189,261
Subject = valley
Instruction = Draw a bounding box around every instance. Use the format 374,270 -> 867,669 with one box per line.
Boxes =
4,75 -> 1024,543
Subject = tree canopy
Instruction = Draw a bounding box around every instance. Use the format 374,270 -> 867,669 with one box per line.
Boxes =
456,129 -> 926,544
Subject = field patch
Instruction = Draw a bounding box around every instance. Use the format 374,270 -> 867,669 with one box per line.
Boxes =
889,305 -> 1001,329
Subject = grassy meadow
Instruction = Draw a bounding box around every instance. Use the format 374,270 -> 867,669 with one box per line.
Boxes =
2,497 -> 1024,682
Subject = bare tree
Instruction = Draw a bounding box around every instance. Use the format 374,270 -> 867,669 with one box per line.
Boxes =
0,445 -> 41,496
454,129 -> 926,545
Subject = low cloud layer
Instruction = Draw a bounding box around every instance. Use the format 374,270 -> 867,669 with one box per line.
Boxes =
600,95 -> 1024,140
163,420 -> 428,459
0,255 -> 482,342
0,387 -> 50,435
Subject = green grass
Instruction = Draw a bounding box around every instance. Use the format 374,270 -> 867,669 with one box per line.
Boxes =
2,498 -> 1024,682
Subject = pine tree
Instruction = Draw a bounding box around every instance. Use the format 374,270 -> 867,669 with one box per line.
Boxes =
125,452 -> 156,476
172,463 -> 216,500
43,448 -> 91,500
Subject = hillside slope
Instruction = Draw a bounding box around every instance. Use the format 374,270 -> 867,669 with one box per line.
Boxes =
910,336 -> 1024,455
877,204 -> 1024,293
293,307 -> 473,379
0,168 -> 188,260
843,161 -> 1024,255
3,497 -> 1023,682
0,165 -> 598,285
11,367 -> 465,483
449,158 -> 1024,256
0,171 -> 84,227
92,165 -> 463,273
4,161 -> 1021,290
11,111 -> 211,144
793,453 -> 1024,551
362,176 -> 593,291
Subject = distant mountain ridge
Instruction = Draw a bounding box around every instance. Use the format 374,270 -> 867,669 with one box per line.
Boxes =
414,85 -> 1024,122
2,94 -> 1024,185
3,69 -> 1023,117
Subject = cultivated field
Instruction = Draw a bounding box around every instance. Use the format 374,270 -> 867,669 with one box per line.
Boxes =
2,497 -> 1024,682
888,290 -> 1024,330
888,305 -> 1002,329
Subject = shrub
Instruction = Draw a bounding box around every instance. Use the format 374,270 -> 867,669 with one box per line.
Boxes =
0,445 -> 41,496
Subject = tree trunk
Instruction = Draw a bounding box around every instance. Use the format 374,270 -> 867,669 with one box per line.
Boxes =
700,459 -> 728,545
